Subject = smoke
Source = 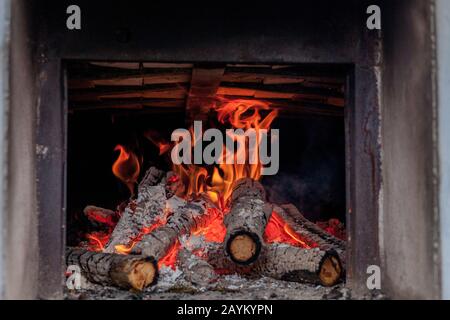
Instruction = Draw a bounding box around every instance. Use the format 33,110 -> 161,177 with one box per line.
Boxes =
262,116 -> 345,223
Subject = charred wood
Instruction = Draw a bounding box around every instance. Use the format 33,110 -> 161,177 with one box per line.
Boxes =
104,167 -> 166,253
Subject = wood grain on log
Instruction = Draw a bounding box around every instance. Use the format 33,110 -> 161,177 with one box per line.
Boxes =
224,178 -> 272,265
66,247 -> 157,291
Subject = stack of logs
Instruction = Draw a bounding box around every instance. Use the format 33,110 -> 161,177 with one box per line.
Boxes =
66,167 -> 345,291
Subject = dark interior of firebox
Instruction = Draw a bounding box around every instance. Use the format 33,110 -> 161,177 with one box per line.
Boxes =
66,62 -> 347,247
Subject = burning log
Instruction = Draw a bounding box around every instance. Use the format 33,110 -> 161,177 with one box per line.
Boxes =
177,248 -> 217,286
104,167 -> 166,253
224,178 -> 272,264
196,240 -> 342,286
66,247 -> 157,291
83,205 -> 118,228
275,204 -> 346,264
133,199 -> 210,261
256,244 -> 343,287
204,242 -> 253,275
180,236 -> 252,275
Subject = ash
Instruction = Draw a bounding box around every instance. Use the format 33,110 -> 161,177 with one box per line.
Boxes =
64,271 -> 385,300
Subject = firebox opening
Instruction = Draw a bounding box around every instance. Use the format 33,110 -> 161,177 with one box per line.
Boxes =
66,61 -> 347,293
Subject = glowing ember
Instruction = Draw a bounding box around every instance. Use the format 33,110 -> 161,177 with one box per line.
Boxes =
80,98 -> 343,278
316,218 -> 346,240
84,208 -> 118,228
158,240 -> 181,269
264,211 -> 318,249
191,207 -> 227,243
115,217 -> 167,255
112,144 -> 140,196
86,232 -> 111,252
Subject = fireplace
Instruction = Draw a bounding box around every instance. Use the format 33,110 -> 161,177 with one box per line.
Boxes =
3,0 -> 445,300
64,61 -> 347,296
32,1 -> 383,299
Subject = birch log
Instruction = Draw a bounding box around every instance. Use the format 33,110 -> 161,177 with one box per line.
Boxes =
104,167 -> 166,253
224,178 -> 272,264
177,248 -> 217,286
197,241 -> 342,286
275,204 -> 346,264
133,199 -> 210,261
256,244 -> 343,286
66,247 -> 157,290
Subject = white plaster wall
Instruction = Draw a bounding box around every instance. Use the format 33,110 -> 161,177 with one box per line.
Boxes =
436,0 -> 450,300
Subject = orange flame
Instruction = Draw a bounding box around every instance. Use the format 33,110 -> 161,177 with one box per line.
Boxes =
86,232 -> 111,252
157,142 -> 171,155
264,211 -> 318,249
115,216 -> 168,255
173,99 -> 278,209
82,99 -> 327,274
112,145 -> 140,196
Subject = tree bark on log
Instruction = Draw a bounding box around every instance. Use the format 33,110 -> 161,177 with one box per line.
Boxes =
198,241 -> 342,286
177,248 -> 217,286
194,241 -> 253,275
256,244 -> 343,287
104,167 -> 166,253
66,247 -> 157,291
133,199 -> 210,261
224,178 -> 273,265
274,204 -> 346,264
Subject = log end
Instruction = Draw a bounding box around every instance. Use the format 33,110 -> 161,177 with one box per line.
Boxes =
226,231 -> 261,265
123,257 -> 158,291
318,253 -> 343,287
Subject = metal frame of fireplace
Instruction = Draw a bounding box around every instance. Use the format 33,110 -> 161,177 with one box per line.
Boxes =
36,0 -> 383,298
2,0 -> 443,299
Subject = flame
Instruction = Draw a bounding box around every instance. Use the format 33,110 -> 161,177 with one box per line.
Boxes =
143,129 -> 172,155
86,232 -> 111,252
158,142 -> 171,155
173,99 -> 278,209
216,99 -> 277,130
115,216 -> 168,255
264,211 -> 318,249
116,224 -> 181,270
112,145 -> 140,196
81,99 -> 333,274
